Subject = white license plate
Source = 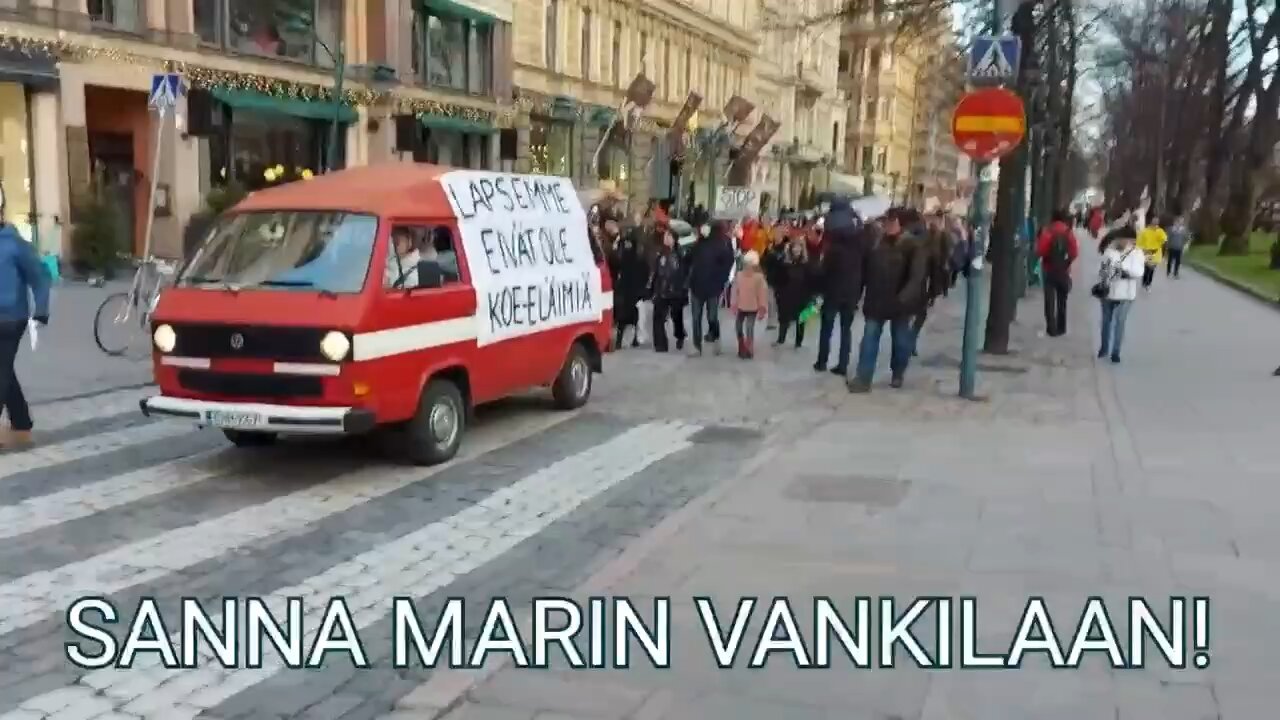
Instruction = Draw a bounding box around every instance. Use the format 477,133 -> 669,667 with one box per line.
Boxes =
206,410 -> 263,428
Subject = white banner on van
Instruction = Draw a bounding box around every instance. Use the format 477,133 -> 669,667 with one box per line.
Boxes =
440,171 -> 602,347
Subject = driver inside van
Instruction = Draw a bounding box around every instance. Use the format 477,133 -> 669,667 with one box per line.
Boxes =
385,227 -> 420,289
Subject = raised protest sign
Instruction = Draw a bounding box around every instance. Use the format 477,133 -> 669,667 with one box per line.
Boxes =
441,171 -> 602,346
715,186 -> 760,221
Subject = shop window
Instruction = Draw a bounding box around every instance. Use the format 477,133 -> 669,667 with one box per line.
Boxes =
412,9 -> 493,95
596,126 -> 629,184
220,109 -> 329,191
529,117 -> 573,178
385,225 -> 460,291
89,0 -> 144,34
0,83 -> 34,242
194,0 -> 342,67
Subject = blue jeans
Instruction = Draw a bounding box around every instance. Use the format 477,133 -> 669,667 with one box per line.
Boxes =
689,295 -> 721,350
1099,300 -> 1132,357
855,317 -> 913,383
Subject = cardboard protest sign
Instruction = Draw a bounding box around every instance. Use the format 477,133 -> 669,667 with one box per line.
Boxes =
441,172 -> 602,346
715,186 -> 761,221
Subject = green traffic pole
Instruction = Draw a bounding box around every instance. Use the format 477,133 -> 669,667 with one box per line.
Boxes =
326,43 -> 346,173
960,162 -> 990,400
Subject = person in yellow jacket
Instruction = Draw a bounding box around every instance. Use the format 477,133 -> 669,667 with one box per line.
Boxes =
1136,213 -> 1167,291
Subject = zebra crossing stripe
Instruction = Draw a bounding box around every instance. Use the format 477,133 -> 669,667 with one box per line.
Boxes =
0,411 -> 580,636
0,421 -> 699,720
0,422 -> 196,481
0,450 -> 224,540
29,387 -> 153,432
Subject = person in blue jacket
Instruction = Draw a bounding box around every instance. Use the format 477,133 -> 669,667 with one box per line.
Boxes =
0,216 -> 51,450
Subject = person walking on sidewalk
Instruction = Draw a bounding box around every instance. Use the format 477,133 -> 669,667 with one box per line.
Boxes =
1165,214 -> 1191,278
687,221 -> 735,356
1035,209 -> 1080,337
647,230 -> 688,353
1136,212 -> 1166,291
813,198 -> 870,376
1096,231 -> 1146,364
0,219 -> 51,450
848,208 -> 928,393
608,221 -> 649,348
773,237 -> 815,349
729,251 -> 769,359
910,209 -> 953,356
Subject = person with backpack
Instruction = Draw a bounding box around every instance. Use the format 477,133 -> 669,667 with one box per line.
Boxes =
1035,209 -> 1080,337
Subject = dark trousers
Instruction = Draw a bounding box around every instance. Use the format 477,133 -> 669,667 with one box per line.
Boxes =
690,295 -> 721,350
1043,277 -> 1069,337
1142,264 -> 1157,288
816,300 -> 855,371
1167,248 -> 1184,277
777,317 -> 806,347
0,321 -> 32,432
910,309 -> 928,354
651,298 -> 686,352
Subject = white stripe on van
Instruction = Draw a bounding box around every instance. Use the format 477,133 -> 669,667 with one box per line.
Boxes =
352,317 -> 478,361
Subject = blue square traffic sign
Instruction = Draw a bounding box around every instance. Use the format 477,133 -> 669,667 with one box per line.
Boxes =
969,36 -> 1021,84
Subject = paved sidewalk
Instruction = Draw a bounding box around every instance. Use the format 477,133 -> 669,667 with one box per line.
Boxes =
407,244 -> 1279,719
14,280 -> 152,404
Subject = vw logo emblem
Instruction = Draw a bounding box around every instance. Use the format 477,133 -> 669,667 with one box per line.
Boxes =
230,333 -> 245,350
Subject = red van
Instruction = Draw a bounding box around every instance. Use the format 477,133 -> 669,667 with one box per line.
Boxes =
141,165 -> 613,465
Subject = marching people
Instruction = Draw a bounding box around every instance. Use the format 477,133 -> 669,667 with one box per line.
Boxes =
687,221 -> 736,356
772,237 -> 816,349
0,214 -> 51,450
608,219 -> 648,349
848,207 -> 928,393
729,250 -> 769,359
1136,212 -> 1166,291
648,229 -> 688,353
814,198 -> 870,376
1035,209 -> 1080,338
1164,214 -> 1191,278
1096,228 -> 1146,364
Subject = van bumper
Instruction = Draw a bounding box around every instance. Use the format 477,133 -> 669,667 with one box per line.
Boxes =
140,396 -> 377,435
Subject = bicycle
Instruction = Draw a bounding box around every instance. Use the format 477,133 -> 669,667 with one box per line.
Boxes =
93,257 -> 176,357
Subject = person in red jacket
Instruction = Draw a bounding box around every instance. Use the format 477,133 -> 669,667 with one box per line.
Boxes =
1035,209 -> 1079,337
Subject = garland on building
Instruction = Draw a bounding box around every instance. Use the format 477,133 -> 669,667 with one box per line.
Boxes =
0,31 -> 496,126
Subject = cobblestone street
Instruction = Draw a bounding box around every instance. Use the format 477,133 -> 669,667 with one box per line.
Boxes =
1,241 -> 1278,719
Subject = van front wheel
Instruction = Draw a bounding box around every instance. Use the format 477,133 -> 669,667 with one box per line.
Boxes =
400,379 -> 465,466
551,343 -> 593,410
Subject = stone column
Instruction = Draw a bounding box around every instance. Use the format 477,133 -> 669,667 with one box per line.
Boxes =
628,132 -> 653,211
29,90 -> 65,256
515,122 -> 532,174
58,71 -> 90,221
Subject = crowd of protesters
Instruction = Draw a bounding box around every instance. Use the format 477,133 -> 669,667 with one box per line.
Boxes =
587,198 -> 975,392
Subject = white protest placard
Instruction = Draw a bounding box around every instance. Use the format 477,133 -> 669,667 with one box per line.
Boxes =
715,186 -> 760,221
441,171 -> 602,347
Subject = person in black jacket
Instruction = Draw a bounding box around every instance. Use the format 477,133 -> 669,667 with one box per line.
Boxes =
849,207 -> 929,393
608,222 -> 648,349
814,198 -> 870,375
648,230 -> 688,352
773,238 -> 815,348
686,221 -> 735,355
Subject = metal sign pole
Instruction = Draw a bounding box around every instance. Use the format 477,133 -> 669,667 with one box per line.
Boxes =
139,104 -> 168,261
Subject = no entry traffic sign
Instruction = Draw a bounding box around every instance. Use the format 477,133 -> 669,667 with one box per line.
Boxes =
951,87 -> 1026,162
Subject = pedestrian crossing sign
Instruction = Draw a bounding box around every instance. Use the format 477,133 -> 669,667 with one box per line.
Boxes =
968,36 -> 1020,84
148,73 -> 183,110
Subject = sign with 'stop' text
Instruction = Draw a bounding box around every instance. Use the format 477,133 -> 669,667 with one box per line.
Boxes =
715,186 -> 760,221
441,172 -> 602,347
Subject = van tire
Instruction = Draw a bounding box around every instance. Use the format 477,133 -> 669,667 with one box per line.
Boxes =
223,429 -> 278,447
551,343 -> 593,410
399,379 -> 465,466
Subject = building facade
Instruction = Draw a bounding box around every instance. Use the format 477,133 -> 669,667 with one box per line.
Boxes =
752,0 -> 845,211
839,7 -> 963,207
508,0 -> 757,213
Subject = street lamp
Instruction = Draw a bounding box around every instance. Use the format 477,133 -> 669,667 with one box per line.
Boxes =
311,35 -> 398,174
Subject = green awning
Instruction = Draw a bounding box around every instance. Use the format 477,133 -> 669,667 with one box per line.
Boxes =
417,0 -> 499,24
419,113 -> 496,134
211,87 -> 358,124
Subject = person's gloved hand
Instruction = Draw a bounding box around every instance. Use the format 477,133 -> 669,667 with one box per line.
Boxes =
33,315 -> 49,326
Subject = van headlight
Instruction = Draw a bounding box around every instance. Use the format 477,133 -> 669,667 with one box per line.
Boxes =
320,331 -> 351,362
153,324 -> 176,353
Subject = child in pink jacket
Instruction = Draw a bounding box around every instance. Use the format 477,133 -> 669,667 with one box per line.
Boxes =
729,250 -> 769,359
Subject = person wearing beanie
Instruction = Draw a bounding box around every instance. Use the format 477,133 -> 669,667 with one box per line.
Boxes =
729,250 -> 769,359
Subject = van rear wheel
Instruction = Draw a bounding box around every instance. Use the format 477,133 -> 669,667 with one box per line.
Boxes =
551,343 -> 593,410
398,379 -> 465,466
222,429 -> 278,447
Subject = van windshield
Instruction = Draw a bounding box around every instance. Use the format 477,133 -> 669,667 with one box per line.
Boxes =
179,211 -> 378,294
